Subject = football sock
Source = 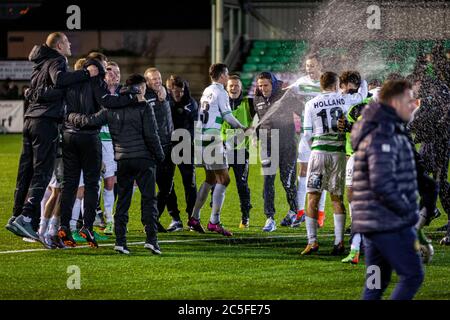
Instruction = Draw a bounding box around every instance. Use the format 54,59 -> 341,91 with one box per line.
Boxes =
305,216 -> 318,244
334,213 -> 346,245
351,233 -> 362,251
192,182 -> 212,220
103,188 -> 114,223
210,184 -> 226,224
38,218 -> 49,236
70,198 -> 81,231
297,176 -> 307,212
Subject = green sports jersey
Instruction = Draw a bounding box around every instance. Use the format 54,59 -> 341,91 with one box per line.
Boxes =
345,97 -> 373,156
221,97 -> 253,150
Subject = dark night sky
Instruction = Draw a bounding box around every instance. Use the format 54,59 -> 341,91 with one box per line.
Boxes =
0,0 -> 212,30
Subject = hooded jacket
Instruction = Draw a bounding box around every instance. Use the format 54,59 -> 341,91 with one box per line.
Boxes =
351,102 -> 419,234
253,72 -> 299,152
25,44 -> 90,119
170,84 -> 198,138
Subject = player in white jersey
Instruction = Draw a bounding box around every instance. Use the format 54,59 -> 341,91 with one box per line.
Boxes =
288,54 -> 328,228
96,61 -> 120,235
188,63 -> 247,236
301,71 -> 367,256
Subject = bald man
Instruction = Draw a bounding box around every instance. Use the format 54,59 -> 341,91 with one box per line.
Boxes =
5,32 -> 98,246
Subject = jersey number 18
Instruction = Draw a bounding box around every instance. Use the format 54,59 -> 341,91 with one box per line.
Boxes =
316,107 -> 344,133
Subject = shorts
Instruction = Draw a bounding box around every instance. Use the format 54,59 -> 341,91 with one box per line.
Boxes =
297,134 -> 311,163
306,150 -> 346,195
345,154 -> 355,187
196,138 -> 228,171
102,141 -> 117,178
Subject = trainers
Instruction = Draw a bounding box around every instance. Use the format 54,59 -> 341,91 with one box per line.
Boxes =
262,217 -> 277,232
5,216 -> 23,237
78,227 -> 98,248
167,220 -> 183,232
344,226 -> 352,235
291,211 -> 306,228
440,235 -> 450,246
318,211 -> 325,228
93,213 -> 106,229
114,245 -> 131,255
94,231 -> 109,241
71,230 -> 86,242
239,219 -> 249,229
425,208 -> 441,226
157,221 -> 167,233
58,226 -> 77,247
144,242 -> 162,255
103,221 -> 113,235
280,211 -> 297,227
342,249 -> 360,264
38,232 -> 53,249
12,215 -> 39,241
187,217 -> 205,234
331,241 -> 346,255
207,222 -> 233,236
50,234 -> 66,249
301,242 -> 319,255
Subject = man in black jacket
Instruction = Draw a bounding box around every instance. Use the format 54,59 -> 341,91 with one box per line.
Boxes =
351,80 -> 424,300
165,76 -> 198,232
68,74 -> 165,255
144,67 -> 175,232
58,52 -> 137,248
5,32 -> 98,243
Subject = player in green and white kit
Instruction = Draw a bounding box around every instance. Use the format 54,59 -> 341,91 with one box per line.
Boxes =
188,64 -> 247,236
97,62 -> 121,234
288,54 -> 328,228
301,71 -> 367,255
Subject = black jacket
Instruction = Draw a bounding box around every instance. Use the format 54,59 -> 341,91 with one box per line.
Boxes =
67,101 -> 164,163
63,61 -> 137,134
25,44 -> 90,119
351,102 -> 419,234
145,86 -> 174,150
170,87 -> 198,138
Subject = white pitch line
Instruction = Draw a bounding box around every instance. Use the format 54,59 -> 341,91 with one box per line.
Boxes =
0,233 -> 331,255
1,231 -> 445,255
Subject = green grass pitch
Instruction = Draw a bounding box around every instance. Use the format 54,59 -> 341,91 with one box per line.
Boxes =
0,134 -> 449,300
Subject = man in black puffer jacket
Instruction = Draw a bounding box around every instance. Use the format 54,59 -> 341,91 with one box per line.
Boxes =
6,32 -> 98,244
144,67 -> 175,232
67,74 -> 165,255
351,80 -> 424,300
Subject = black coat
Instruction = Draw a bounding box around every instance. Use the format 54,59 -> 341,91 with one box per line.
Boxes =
145,86 -> 174,150
63,72 -> 136,134
67,101 -> 164,163
170,93 -> 198,139
25,44 -> 90,119
351,102 -> 419,234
